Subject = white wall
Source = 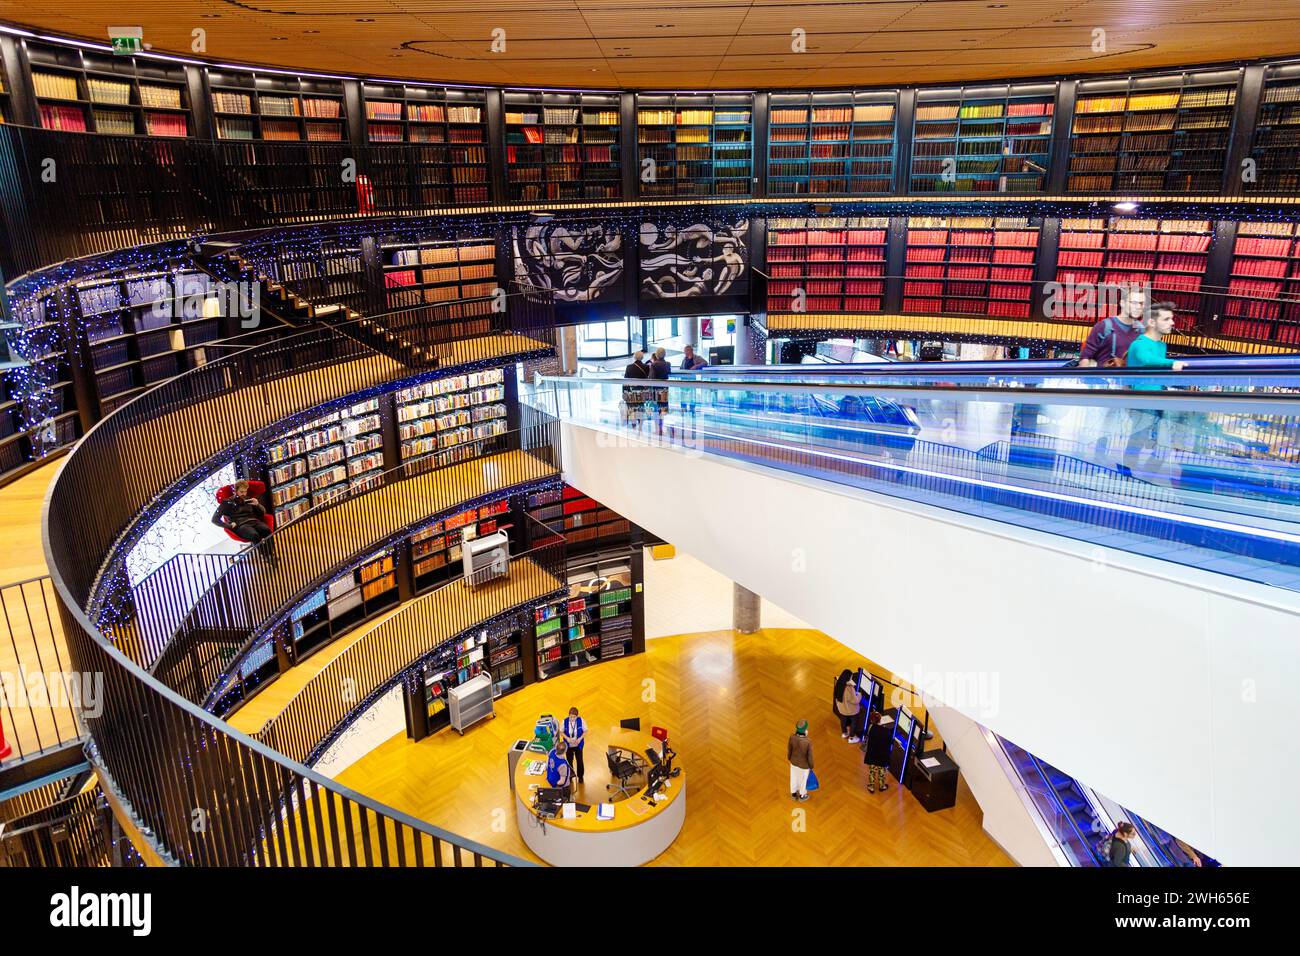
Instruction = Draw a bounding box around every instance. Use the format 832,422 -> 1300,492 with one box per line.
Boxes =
561,420 -> 1300,865
924,699 -> 1063,867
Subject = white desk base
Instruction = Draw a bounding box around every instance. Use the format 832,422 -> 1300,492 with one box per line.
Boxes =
515,779 -> 686,867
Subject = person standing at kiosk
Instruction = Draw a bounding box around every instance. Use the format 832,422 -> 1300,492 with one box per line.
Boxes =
863,711 -> 891,793
561,706 -> 586,784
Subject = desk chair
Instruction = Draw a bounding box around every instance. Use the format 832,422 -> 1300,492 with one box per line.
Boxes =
606,748 -> 641,800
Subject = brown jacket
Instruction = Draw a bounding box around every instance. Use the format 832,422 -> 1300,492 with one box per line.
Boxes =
787,733 -> 814,770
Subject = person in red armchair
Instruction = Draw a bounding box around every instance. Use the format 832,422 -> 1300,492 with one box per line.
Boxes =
213,480 -> 277,564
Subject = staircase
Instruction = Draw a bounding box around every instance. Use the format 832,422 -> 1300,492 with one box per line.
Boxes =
211,246 -> 439,368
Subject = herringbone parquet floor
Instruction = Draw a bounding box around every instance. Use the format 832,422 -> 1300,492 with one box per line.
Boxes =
334,627 -> 1014,867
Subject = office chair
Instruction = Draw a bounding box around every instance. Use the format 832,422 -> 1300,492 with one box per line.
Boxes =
606,748 -> 640,800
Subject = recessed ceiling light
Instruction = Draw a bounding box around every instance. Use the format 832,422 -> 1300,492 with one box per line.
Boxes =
304,30 -> 320,35
1114,201 -> 1139,212
271,37 -> 288,41
356,18 -> 375,23
201,13 -> 220,17
988,3 -> 1008,7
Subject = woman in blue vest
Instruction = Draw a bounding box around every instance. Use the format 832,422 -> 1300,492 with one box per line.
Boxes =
561,706 -> 587,784
546,738 -> 572,794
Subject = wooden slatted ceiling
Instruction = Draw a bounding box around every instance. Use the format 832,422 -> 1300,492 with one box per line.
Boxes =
5,1 -> 1299,89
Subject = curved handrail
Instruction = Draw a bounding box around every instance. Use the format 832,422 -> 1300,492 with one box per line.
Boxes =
41,311 -> 550,866
141,415 -> 560,708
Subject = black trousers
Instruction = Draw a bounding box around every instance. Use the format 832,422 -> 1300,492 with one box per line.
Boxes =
566,746 -> 585,782
232,521 -> 274,554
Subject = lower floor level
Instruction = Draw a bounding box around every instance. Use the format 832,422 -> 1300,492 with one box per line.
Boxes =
332,625 -> 1012,867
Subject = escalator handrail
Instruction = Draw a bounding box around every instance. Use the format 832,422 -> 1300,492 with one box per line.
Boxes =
540,373 -> 1300,415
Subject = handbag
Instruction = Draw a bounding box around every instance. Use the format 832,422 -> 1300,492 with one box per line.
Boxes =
806,769 -> 820,792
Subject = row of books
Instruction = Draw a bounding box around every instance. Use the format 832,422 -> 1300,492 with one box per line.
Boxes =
32,71 -> 78,100
771,105 -> 896,123
1077,89 -> 1235,113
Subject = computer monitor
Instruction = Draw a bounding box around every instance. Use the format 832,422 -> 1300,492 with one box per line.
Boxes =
646,764 -> 666,794
644,747 -> 662,767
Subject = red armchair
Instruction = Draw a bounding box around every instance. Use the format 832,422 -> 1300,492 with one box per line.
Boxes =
215,480 -> 275,542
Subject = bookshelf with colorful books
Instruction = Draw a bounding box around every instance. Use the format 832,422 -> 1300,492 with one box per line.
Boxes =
380,236 -> 497,319
767,89 -> 898,196
286,548 -> 401,661
1247,63 -> 1300,194
902,216 -> 1041,317
420,630 -> 493,732
264,398 -> 385,523
1053,217 -> 1214,329
765,217 -> 889,313
1068,70 -> 1239,194
636,92 -> 753,197
909,83 -> 1055,193
503,90 -> 622,201
361,83 -> 490,206
410,497 -> 512,592
535,547 -> 642,679
26,40 -> 193,136
208,69 -> 346,142
1223,222 -> 1300,344
525,484 -> 632,548
395,366 -> 507,464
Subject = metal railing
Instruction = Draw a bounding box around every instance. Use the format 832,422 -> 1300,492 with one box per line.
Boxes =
0,576 -> 82,763
42,307 -> 548,865
259,518 -> 566,766
126,413 -> 560,707
0,789 -> 112,868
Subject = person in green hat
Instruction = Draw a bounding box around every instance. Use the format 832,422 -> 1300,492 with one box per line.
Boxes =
788,719 -> 814,801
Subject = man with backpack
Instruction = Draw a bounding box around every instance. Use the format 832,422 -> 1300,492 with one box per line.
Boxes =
1077,286 -> 1149,368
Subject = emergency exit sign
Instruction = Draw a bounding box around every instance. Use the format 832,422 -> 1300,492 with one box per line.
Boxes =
108,27 -> 144,55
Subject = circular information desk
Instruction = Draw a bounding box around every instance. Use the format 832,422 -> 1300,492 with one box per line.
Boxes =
514,727 -> 685,866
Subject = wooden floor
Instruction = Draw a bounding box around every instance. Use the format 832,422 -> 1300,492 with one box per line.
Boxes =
334,627 -> 1013,867
0,463 -> 57,581
0,463 -> 80,759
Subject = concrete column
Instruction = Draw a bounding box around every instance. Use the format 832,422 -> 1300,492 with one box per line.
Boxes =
557,325 -> 579,375
681,316 -> 700,348
732,582 -> 761,634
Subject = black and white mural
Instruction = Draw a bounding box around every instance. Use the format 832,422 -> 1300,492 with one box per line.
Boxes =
511,219 -> 624,302
639,219 -> 749,299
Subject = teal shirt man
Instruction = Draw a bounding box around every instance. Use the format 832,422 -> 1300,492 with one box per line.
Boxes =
1126,335 -> 1176,369
1124,305 -> 1186,390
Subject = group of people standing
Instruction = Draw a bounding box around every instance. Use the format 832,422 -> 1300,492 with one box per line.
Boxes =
621,344 -> 710,425
786,669 -> 897,802
544,706 -> 587,794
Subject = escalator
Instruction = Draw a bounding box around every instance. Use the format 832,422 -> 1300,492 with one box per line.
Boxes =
994,734 -> 1213,867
